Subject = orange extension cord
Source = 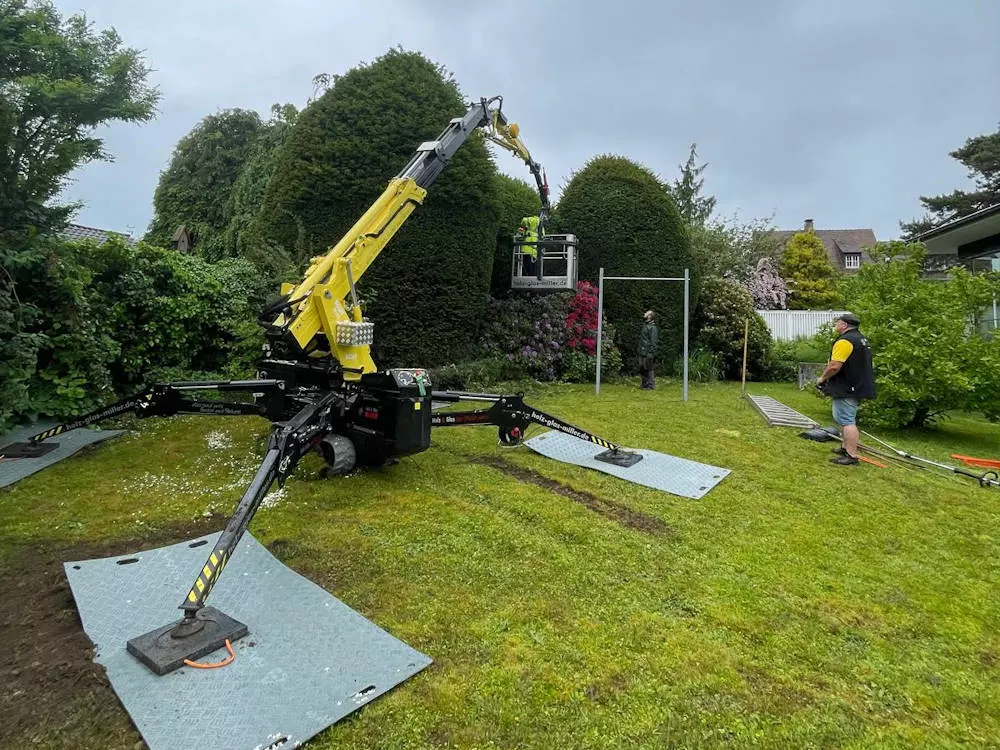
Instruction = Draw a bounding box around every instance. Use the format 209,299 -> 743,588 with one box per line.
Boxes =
183,639 -> 235,669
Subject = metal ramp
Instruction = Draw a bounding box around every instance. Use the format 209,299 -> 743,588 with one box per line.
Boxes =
745,394 -> 818,428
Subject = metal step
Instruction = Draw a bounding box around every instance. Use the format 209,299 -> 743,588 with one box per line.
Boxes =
746,394 -> 818,428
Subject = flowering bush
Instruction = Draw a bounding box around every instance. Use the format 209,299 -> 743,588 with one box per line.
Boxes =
566,281 -> 599,355
472,283 -> 625,384
479,292 -> 572,381
744,257 -> 788,310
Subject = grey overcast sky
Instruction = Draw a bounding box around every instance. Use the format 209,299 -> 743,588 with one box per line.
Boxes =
52,0 -> 1000,241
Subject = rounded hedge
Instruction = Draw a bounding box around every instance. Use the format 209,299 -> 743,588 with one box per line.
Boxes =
554,154 -> 696,369
256,48 -> 499,368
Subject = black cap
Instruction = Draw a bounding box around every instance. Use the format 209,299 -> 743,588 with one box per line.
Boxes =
837,312 -> 860,326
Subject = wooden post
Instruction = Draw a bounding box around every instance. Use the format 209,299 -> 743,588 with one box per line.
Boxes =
741,318 -> 749,393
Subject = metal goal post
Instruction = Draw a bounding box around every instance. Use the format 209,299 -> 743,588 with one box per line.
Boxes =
595,267 -> 690,401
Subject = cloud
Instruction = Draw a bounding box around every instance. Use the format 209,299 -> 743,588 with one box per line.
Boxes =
53,0 -> 1000,240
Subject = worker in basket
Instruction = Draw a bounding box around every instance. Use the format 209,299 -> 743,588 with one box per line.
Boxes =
517,214 -> 540,276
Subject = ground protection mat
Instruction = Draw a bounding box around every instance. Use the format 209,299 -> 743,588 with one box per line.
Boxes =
0,422 -> 124,488
524,430 -> 730,499
64,531 -> 432,750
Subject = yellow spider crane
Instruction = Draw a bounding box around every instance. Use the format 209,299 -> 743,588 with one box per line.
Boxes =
1,96 -> 638,675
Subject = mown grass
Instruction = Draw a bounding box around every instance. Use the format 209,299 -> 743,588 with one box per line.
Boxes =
2,380 -> 999,748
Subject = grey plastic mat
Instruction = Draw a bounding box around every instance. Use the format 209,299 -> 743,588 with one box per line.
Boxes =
0,422 -> 124,488
64,531 -> 432,750
524,430 -> 730,499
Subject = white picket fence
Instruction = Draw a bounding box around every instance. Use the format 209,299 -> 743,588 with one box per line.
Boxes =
755,310 -> 848,341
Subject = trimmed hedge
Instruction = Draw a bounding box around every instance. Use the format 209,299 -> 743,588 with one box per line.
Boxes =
554,155 -> 697,369
223,105 -> 298,275
256,48 -> 499,368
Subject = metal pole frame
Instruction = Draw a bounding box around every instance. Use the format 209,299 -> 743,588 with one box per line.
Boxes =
595,267 -> 690,401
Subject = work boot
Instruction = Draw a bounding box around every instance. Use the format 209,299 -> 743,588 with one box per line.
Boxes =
831,455 -> 859,466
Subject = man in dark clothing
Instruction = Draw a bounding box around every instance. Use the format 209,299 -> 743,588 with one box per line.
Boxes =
816,312 -> 876,465
638,310 -> 658,390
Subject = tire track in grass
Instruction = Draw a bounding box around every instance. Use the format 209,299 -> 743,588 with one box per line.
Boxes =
468,454 -> 675,537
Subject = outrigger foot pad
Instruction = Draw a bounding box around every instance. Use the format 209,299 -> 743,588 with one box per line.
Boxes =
595,448 -> 643,468
126,606 -> 248,676
0,442 -> 59,459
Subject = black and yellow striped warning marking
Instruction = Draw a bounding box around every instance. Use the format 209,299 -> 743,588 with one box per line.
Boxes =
186,549 -> 230,604
34,426 -> 66,441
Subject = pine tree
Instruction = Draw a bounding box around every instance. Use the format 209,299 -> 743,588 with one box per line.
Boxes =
900,124 -> 1000,238
780,230 -> 840,309
670,143 -> 716,226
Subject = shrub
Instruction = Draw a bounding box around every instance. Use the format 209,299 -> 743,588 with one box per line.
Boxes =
760,340 -> 801,383
223,104 -> 298,277
693,276 -> 772,380
554,154 -> 697,370
17,238 -> 120,419
479,292 -> 573,381
561,342 -> 625,384
145,108 -> 265,257
428,357 -> 529,391
675,346 -> 723,383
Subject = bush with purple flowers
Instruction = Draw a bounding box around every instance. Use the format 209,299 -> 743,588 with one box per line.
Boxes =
475,282 -> 624,384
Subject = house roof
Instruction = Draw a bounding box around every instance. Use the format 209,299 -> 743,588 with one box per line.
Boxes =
914,202 -> 1000,258
60,223 -> 133,245
770,228 -> 878,267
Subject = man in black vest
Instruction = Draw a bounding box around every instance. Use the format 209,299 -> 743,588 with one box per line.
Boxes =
816,312 -> 876,465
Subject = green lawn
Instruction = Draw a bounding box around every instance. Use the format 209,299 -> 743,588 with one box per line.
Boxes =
2,380 -> 999,748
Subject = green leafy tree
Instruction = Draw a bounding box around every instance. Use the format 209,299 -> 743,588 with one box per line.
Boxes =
781,230 -> 840,309
901,124 -> 1000,238
490,173 -> 541,295
693,276 -> 772,380
669,143 -> 716,227
554,154 -> 697,368
821,241 -> 1000,427
0,0 -> 158,428
257,47 -> 500,367
145,108 -> 264,256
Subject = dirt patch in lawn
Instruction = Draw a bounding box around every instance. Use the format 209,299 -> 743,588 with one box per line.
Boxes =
471,455 -> 674,537
0,514 -> 226,748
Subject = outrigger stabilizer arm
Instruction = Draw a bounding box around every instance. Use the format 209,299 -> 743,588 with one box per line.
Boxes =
0,380 -> 288,460
430,390 -> 643,468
